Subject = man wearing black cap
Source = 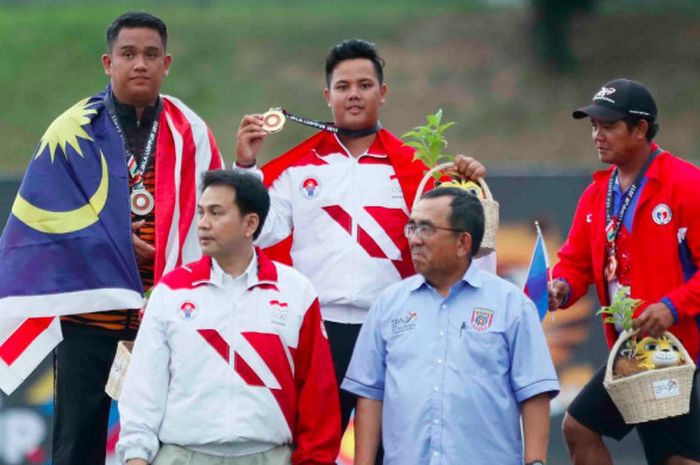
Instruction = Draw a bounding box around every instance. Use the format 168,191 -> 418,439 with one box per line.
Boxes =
549,79 -> 700,465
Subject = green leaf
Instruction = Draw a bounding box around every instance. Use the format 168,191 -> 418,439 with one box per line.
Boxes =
595,286 -> 641,333
401,109 -> 457,172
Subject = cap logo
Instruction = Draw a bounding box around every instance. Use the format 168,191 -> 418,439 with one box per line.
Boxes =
594,86 -> 616,104
629,109 -> 651,117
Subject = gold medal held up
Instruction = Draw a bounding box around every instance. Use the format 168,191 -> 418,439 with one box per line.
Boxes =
261,108 -> 286,134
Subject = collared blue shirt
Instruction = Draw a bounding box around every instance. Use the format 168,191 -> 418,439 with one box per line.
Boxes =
342,264 -> 559,465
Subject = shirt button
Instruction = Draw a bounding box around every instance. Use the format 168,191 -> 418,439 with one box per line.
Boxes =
441,304 -> 447,309
436,359 -> 443,364
439,331 -> 445,337
433,451 -> 440,457
433,419 -> 440,424
433,386 -> 439,392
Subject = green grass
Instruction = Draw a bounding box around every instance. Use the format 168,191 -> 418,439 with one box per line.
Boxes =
1,0 -> 699,174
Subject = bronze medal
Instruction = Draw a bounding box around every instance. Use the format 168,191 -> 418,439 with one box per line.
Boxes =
605,254 -> 618,282
261,109 -> 286,133
130,189 -> 154,216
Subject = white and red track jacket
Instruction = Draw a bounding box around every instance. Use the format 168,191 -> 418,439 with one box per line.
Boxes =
117,248 -> 341,464
240,130 -> 497,324
252,131 -> 418,324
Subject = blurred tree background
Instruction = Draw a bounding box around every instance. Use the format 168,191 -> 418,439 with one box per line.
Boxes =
0,0 -> 698,175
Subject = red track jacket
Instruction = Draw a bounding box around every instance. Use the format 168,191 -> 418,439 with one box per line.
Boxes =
552,144 -> 700,362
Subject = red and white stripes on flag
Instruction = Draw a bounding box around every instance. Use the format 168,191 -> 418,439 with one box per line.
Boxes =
0,94 -> 223,395
0,317 -> 62,394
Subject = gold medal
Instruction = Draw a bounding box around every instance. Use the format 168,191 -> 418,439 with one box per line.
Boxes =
605,254 -> 618,282
261,108 -> 286,133
130,189 -> 154,216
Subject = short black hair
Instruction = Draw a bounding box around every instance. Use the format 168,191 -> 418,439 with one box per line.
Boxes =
106,11 -> 168,52
622,115 -> 659,142
421,187 -> 484,256
325,39 -> 385,87
201,170 -> 270,240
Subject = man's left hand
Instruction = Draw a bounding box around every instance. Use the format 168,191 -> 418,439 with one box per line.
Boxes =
450,155 -> 486,181
633,302 -> 675,338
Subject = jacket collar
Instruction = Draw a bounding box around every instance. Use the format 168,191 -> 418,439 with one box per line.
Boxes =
407,260 -> 483,292
188,247 -> 279,289
592,142 -> 665,184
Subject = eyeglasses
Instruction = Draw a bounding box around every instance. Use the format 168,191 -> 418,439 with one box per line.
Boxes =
404,223 -> 466,241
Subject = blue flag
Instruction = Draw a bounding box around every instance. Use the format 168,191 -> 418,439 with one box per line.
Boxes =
524,226 -> 549,321
0,92 -> 143,318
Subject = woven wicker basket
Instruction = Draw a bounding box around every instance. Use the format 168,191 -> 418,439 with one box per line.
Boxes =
603,329 -> 696,424
105,340 -> 134,401
413,162 -> 499,258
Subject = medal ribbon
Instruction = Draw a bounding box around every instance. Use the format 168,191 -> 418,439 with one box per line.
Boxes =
104,94 -> 162,191
281,109 -> 382,138
604,148 -> 662,257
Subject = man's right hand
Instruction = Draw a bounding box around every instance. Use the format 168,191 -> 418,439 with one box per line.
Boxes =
548,279 -> 570,311
126,459 -> 148,465
236,114 -> 268,166
132,220 -> 155,266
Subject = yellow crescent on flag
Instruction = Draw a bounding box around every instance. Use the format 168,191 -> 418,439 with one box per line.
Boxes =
12,153 -> 109,234
11,98 -> 109,234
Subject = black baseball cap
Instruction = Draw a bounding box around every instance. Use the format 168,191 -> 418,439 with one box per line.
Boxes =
573,79 -> 657,122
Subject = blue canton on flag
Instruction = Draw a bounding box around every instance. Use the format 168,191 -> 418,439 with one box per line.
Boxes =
524,225 -> 549,321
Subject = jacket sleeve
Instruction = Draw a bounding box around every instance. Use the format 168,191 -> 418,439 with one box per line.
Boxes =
291,296 -> 341,465
664,185 -> 700,319
255,171 -> 294,248
551,188 -> 595,307
116,286 -> 171,463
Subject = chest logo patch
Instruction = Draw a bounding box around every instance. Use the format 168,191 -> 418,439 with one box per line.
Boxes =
391,311 -> 418,336
178,301 -> 198,321
652,203 -> 672,225
270,300 -> 289,325
300,177 -> 320,199
470,308 -> 494,332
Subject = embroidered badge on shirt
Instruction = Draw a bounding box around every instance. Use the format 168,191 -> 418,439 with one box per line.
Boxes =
178,301 -> 198,321
300,177 -> 320,199
652,203 -> 672,225
391,311 -> 418,336
470,308 -> 494,332
270,300 -> 289,325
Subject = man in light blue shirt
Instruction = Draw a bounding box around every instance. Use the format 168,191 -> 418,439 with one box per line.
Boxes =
342,187 -> 559,465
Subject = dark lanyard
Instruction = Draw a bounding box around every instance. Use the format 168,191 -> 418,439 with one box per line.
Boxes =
282,109 -> 382,138
104,94 -> 162,190
604,148 -> 662,247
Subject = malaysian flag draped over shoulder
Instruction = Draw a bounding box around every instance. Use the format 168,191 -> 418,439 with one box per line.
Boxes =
0,89 -> 222,394
524,222 -> 550,321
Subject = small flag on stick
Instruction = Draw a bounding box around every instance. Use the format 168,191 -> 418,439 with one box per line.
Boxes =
524,222 -> 550,321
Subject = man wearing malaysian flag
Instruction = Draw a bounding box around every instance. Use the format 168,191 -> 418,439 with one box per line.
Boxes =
0,11 -> 223,465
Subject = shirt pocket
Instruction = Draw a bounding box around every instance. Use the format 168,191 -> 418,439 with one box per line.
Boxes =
458,330 -> 509,377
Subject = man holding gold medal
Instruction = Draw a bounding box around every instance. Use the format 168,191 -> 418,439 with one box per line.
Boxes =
549,79 -> 700,465
235,38 -> 489,437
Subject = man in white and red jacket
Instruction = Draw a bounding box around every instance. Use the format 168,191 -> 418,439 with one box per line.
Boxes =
235,39 -> 490,438
117,170 -> 340,465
